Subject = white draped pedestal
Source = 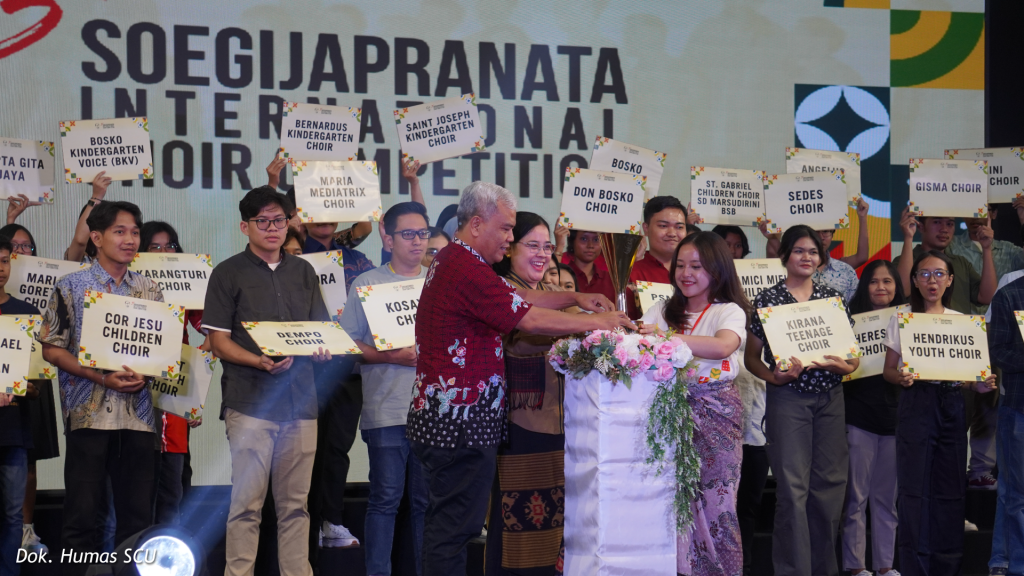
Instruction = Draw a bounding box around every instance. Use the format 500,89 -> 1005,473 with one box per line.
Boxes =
563,371 -> 677,575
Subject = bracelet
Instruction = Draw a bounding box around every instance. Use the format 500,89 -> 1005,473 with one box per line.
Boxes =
100,372 -> 108,387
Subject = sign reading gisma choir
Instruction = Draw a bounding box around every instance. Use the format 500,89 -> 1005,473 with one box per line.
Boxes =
0,138 -> 55,203
908,158 -> 988,218
77,291 -> 186,378
59,117 -> 153,184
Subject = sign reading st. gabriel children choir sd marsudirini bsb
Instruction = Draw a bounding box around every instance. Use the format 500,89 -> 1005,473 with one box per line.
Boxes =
291,160 -> 383,223
59,117 -> 153,184
0,138 -> 55,203
394,94 -> 486,164
690,167 -> 766,227
558,167 -> 645,235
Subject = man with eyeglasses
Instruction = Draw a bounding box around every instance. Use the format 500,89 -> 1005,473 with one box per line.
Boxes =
421,227 -> 450,269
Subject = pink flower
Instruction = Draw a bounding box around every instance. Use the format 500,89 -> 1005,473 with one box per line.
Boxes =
584,332 -> 603,348
653,361 -> 675,382
654,341 -> 675,361
551,354 -> 565,365
613,346 -> 630,366
639,353 -> 655,371
639,338 -> 652,349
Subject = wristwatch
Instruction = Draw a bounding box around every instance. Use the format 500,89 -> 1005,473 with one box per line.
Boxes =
87,198 -> 101,207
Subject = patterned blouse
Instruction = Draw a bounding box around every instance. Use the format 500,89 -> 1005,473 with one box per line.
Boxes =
407,239 -> 532,448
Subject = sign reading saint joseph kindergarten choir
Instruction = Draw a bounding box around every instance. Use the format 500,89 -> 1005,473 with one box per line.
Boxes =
786,147 -> 861,206
589,136 -> 667,199
291,160 -> 382,223
356,279 -> 425,350
241,321 -> 360,356
690,167 -> 766,226
908,158 -> 988,218
763,171 -> 849,234
736,259 -> 787,302
946,148 -> 1024,204
7,254 -> 89,311
0,315 -> 37,396
0,138 -> 55,203
844,305 -> 909,382
757,297 -> 860,369
59,117 -> 153,184
896,312 -> 990,382
128,253 -> 213,310
279,102 -> 361,161
558,167 -> 645,234
298,251 -> 350,321
150,344 -> 217,422
77,291 -> 186,378
394,94 -> 486,164
633,281 -> 674,315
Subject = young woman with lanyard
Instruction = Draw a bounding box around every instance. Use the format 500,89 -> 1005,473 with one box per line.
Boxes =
638,231 -> 751,576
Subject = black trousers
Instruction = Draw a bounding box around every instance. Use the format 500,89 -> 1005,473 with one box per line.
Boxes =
737,444 -> 770,576
61,429 -> 155,576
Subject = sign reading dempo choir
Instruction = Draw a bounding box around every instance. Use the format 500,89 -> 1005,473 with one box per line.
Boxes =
896,312 -> 990,382
394,94 -> 486,164
633,281 -> 674,315
77,291 -> 186,378
59,117 -> 153,184
297,251 -> 350,321
7,254 -> 89,311
150,344 -> 217,422
946,148 -> 1024,204
735,259 -> 787,302
690,167 -> 766,226
240,321 -> 360,356
589,137 -> 667,199
764,171 -> 849,234
908,158 -> 988,218
757,297 -> 861,370
0,315 -> 37,396
844,305 -> 909,381
291,160 -> 382,223
786,147 -> 861,206
558,167 -> 645,234
128,253 -> 213,310
355,279 -> 424,350
279,103 -> 361,161
0,138 -> 55,203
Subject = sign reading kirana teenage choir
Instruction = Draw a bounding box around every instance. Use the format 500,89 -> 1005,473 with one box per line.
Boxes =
844,305 -> 909,381
757,297 -> 861,370
763,171 -> 849,234
908,158 -> 988,218
77,290 -> 186,378
690,167 -> 766,227
355,279 -> 424,350
589,136 -> 667,199
0,315 -> 37,396
0,137 -> 55,203
59,117 -> 153,184
895,312 -> 990,381
558,167 -> 645,234
241,321 -> 361,356
946,148 -> 1024,204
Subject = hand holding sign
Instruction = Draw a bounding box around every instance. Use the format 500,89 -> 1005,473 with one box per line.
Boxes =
772,356 -> 804,385
103,365 -> 146,393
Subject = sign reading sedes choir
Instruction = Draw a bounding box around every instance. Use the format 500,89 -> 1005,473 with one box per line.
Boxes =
0,315 -> 37,396
590,137 -> 667,199
735,259 -> 787,302
757,297 -> 860,369
763,171 -> 849,234
844,305 -> 909,382
633,281 -> 674,315
355,279 -> 425,350
150,344 -> 217,422
394,94 -> 486,164
297,251 -> 349,321
241,321 -> 360,356
558,167 -> 645,234
895,312 -> 990,382
77,291 -> 186,378
690,167 -> 766,226
908,158 -> 988,218
7,254 -> 90,311
946,148 -> 1024,204
59,117 -> 153,184
291,160 -> 382,223
786,147 -> 861,206
279,103 -> 361,161
128,253 -> 213,310
0,138 -> 55,203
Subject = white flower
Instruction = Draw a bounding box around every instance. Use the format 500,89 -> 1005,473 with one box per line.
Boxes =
568,340 -> 581,356
669,339 -> 694,368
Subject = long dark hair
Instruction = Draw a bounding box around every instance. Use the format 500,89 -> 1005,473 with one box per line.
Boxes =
848,260 -> 907,315
909,249 -> 955,313
0,224 -> 36,255
664,231 -> 752,331
492,212 -> 550,278
778,225 -> 824,266
140,221 -> 184,253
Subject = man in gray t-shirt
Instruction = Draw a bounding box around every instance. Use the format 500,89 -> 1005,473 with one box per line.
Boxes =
338,202 -> 429,575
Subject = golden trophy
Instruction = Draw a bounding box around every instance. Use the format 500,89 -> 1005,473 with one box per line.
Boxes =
599,232 -> 644,313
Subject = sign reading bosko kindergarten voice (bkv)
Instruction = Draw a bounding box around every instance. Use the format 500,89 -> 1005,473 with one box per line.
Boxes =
908,158 -> 988,218
292,160 -> 383,223
589,136 -> 667,199
558,167 -> 645,235
394,94 -> 486,164
279,102 -> 361,161
0,137 -> 55,203
59,117 -> 153,184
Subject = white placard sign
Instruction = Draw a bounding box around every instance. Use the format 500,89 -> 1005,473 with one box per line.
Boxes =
757,297 -> 861,369
291,160 -> 382,223
763,171 -> 850,234
279,102 -> 361,161
240,321 -> 361,356
0,315 -> 37,395
297,251 -> 350,321
633,281 -> 674,315
690,166 -> 766,226
558,167 -> 645,235
7,254 -> 90,312
735,258 -> 787,302
150,344 -> 216,422
77,290 -> 186,378
129,253 -> 213,310
354,278 -> 424,350
786,147 -> 861,206
0,138 -> 55,203
844,305 -> 909,382
394,94 -> 486,164
946,148 -> 1024,204
589,136 -> 667,199
28,336 -> 56,380
908,158 -> 988,218
896,312 -> 990,382
59,117 -> 153,183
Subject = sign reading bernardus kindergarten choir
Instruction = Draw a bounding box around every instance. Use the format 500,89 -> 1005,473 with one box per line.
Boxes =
150,344 -> 217,422
786,147 -> 861,206
291,160 -> 382,223
394,94 -> 486,164
844,305 -> 909,382
908,158 -> 988,218
128,253 -> 213,311
0,315 -> 37,396
7,254 -> 89,311
764,171 -> 849,234
0,138 -> 55,203
279,103 -> 361,161
633,281 -> 674,315
297,251 -> 349,321
896,312 -> 990,382
589,137 -> 667,199
558,167 -> 645,234
690,167 -> 766,227
736,259 -> 787,302
757,297 -> 860,370
355,279 -> 425,351
59,117 -> 153,184
946,148 -> 1024,204
241,321 -> 360,356
77,291 -> 186,378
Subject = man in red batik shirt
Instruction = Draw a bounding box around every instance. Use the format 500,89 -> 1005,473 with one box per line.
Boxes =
626,196 -> 689,319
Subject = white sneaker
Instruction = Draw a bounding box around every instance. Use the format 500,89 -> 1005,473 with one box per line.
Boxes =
321,521 -> 359,547
878,570 -> 901,576
965,519 -> 979,532
21,524 -> 49,555
851,571 -> 872,576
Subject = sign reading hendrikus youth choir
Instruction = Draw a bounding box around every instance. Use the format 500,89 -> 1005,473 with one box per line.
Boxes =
279,102 -> 361,161
690,167 -> 766,227
394,94 -> 486,164
59,117 -> 153,183
77,291 -> 186,378
6,254 -> 89,311
757,297 -> 860,370
128,253 -> 213,310
0,315 -> 37,396
763,171 -> 849,234
355,279 -> 424,350
241,321 -> 360,356
844,305 -> 909,381
908,158 -> 988,218
291,160 -> 383,223
558,167 -> 645,234
589,137 -> 667,199
896,312 -> 990,382
786,147 -> 861,206
946,148 -> 1024,204
0,138 -> 55,203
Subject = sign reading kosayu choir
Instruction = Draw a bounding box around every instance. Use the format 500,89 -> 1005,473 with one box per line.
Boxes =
946,148 -> 1024,203
291,160 -> 382,223
786,148 -> 861,206
757,297 -> 860,370
763,171 -> 850,234
0,315 -> 37,396
128,253 -> 213,310
844,305 -> 909,382
735,259 -> 787,302
896,312 -> 990,382
558,167 -> 645,235
150,344 -> 217,422
0,138 -> 55,203
690,167 -> 766,227
77,291 -> 186,378
279,103 -> 361,161
7,254 -> 89,311
589,137 -> 667,199
908,158 -> 988,218
355,279 -> 425,351
633,281 -> 674,315
297,251 -> 349,321
240,321 -> 360,356
394,94 -> 486,164
59,117 -> 153,184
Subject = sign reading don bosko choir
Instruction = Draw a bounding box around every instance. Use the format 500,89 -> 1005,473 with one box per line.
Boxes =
355,279 -> 425,350
763,171 -> 849,234
558,167 -> 645,234
279,102 -> 361,161
59,117 -> 153,184
128,253 -> 213,310
634,281 -> 674,315
946,148 -> 1024,204
736,259 -> 787,302
150,344 -> 217,422
590,137 -> 667,199
298,251 -> 350,321
757,297 -> 860,370
786,147 -> 861,206
896,312 -> 990,382
844,305 -> 909,381
291,160 -> 382,223
908,158 -> 988,218
0,137 -> 55,203
394,94 -> 486,164
0,315 -> 37,396
690,167 -> 766,227
7,254 -> 89,311
241,321 -> 360,356
77,291 -> 186,378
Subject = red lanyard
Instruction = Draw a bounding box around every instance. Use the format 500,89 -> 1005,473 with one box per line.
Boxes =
685,303 -> 712,335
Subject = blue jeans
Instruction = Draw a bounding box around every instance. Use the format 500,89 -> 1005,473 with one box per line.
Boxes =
1,447 -> 27,576
361,426 -> 428,576
995,407 -> 1024,575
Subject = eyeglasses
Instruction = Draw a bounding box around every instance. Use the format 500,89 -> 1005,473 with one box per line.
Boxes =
914,269 -> 949,282
248,218 -> 289,231
425,248 -> 440,256
11,242 -> 35,254
392,229 -> 431,240
518,241 -> 556,255
148,243 -> 179,251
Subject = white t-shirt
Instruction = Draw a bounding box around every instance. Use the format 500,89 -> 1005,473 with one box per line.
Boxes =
642,300 -> 747,384
883,307 -> 963,384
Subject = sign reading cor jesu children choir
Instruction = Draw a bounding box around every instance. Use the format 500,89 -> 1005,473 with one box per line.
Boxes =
241,321 -> 360,356
355,279 -> 425,350
6,255 -> 89,311
279,102 -> 361,161
59,117 -> 153,183
735,259 -> 788,302
558,167 -> 645,234
128,253 -> 213,310
589,137 -> 667,199
394,94 -> 486,164
690,167 -> 766,227
150,344 -> 217,422
0,138 -> 55,203
633,281 -> 674,315
0,315 -> 37,396
763,171 -> 849,234
291,160 -> 382,223
908,158 -> 988,218
896,312 -> 990,382
946,148 -> 1024,204
844,305 -> 909,381
757,297 -> 861,369
298,251 -> 350,321
786,147 -> 861,206
77,291 -> 186,378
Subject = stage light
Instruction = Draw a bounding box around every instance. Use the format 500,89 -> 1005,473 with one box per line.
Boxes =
95,525 -> 205,576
